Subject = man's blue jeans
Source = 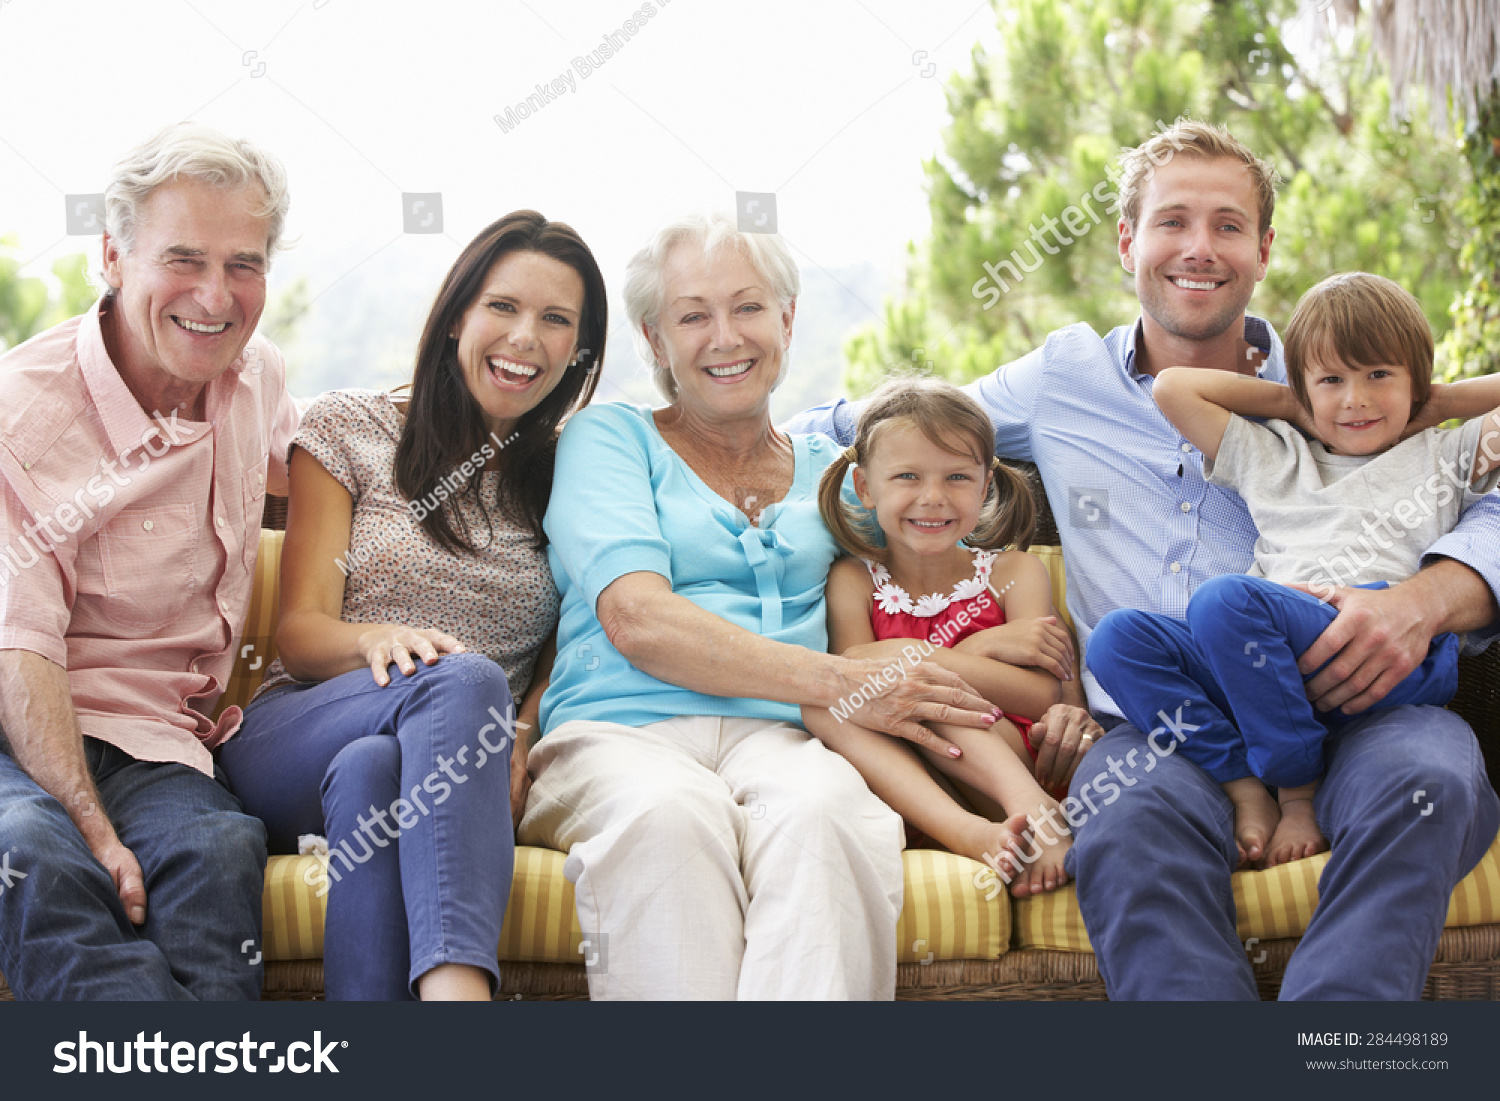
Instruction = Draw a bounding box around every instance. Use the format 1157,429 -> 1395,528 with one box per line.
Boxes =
219,653 -> 515,1001
1063,704 -> 1499,999
0,737 -> 267,1000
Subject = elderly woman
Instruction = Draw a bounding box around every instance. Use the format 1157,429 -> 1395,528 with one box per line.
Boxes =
519,213 -> 1000,999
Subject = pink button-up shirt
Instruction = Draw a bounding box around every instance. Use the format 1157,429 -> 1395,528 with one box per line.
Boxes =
0,297 -> 299,775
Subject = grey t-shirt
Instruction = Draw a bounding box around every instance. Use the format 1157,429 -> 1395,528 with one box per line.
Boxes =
1205,414 -> 1499,595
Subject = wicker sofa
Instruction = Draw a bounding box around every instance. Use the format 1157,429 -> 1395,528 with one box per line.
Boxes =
4,484 -> 1499,1001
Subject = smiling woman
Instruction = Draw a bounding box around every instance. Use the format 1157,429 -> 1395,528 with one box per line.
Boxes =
218,210 -> 608,1002
519,212 -> 1002,1000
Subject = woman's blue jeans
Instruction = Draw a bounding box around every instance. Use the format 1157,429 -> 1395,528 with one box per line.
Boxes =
219,652 -> 516,1000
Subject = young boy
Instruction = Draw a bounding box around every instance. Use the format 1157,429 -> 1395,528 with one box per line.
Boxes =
1089,272 -> 1500,867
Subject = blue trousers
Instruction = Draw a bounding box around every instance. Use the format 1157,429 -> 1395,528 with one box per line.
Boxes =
1089,574 -> 1460,787
218,653 -> 515,1000
1062,705 -> 1498,998
0,737 -> 267,1000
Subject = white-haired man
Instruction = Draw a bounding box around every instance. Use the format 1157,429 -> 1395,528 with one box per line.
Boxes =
0,124 -> 299,999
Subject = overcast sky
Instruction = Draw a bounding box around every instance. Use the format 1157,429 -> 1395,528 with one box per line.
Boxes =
1,0 -> 1002,344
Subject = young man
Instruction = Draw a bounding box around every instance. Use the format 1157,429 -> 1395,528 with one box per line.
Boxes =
789,119 -> 1500,999
0,124 -> 300,999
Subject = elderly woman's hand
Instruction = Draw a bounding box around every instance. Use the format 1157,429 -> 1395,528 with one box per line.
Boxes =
833,656 -> 1000,757
1028,703 -> 1103,790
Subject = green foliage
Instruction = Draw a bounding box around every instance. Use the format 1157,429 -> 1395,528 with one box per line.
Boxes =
0,237 -> 96,353
847,0 -> 1470,387
1438,96 -> 1500,380
258,275 -> 313,388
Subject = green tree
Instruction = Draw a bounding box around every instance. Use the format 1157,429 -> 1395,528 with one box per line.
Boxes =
0,237 -> 96,353
847,0 -> 1469,387
1441,102 -> 1500,379
1327,0 -> 1500,380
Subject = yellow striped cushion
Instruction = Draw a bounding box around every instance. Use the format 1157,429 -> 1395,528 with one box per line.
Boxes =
1233,851 -> 1330,940
499,847 -> 584,963
896,850 -> 1009,962
262,853 -> 328,960
1025,545 -> 1072,630
261,848 -> 1011,963
261,848 -> 590,962
1014,832 -> 1500,951
264,836 -> 1500,962
1011,882 -> 1089,951
216,528 -> 284,721
1446,835 -> 1500,926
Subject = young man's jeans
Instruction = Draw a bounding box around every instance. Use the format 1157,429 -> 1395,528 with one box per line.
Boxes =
0,736 -> 267,1000
1064,704 -> 1500,999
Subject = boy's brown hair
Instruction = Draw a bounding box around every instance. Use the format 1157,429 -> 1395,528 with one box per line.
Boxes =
1283,272 -> 1434,417
1117,118 -> 1280,237
816,376 -> 1034,564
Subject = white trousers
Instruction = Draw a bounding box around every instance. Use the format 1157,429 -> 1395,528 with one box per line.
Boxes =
518,715 -> 905,1000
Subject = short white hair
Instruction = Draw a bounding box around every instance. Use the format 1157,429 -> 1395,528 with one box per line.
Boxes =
623,211 -> 800,401
104,123 -> 291,261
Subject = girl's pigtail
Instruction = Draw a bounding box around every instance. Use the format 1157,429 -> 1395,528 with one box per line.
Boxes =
968,458 -> 1036,553
817,449 -> 885,562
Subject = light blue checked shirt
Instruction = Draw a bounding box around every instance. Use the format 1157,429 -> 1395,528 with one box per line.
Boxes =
785,316 -> 1500,715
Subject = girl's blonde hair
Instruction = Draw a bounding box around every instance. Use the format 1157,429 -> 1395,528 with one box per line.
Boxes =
817,376 -> 1034,563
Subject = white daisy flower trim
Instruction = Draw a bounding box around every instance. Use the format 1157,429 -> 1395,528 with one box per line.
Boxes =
865,548 -> 1000,617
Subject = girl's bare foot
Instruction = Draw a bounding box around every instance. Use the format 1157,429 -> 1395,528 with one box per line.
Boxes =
1009,819 -> 1072,897
1224,777 -> 1280,867
962,812 -> 1031,890
1266,797 -> 1328,867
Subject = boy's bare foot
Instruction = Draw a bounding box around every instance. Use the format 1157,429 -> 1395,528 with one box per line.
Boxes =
1224,777 -> 1280,867
1266,797 -> 1328,867
964,812 -> 1031,890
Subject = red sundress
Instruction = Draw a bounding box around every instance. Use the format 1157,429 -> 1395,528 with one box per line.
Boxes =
864,548 -> 1039,760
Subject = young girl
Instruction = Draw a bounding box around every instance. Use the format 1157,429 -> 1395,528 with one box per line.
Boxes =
802,377 -> 1079,896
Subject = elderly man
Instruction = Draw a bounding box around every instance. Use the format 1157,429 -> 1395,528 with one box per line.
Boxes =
0,124 -> 299,999
790,119 -> 1500,999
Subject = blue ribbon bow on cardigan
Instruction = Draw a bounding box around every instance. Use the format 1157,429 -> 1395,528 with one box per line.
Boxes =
736,524 -> 796,634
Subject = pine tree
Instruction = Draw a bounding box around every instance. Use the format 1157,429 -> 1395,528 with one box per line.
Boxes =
847,0 -> 1469,387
